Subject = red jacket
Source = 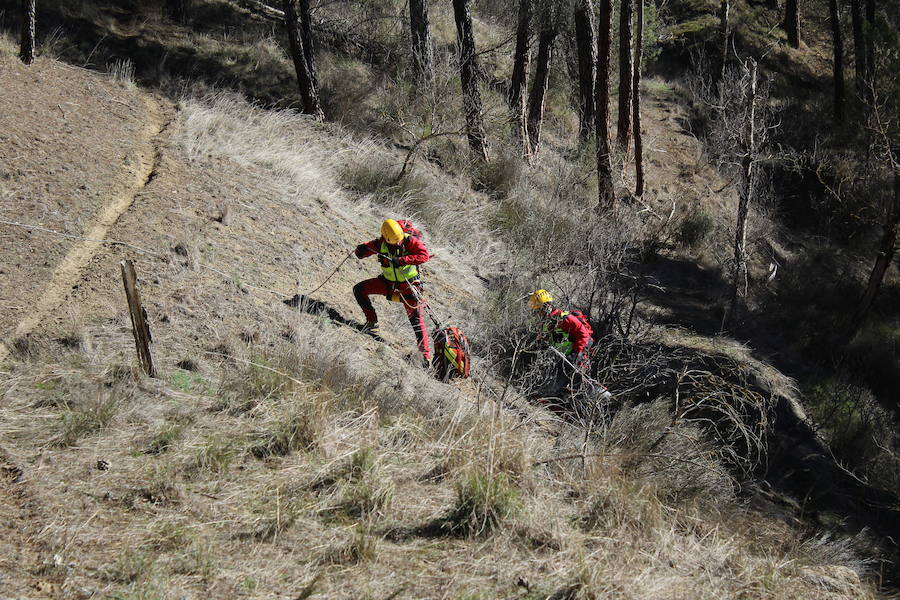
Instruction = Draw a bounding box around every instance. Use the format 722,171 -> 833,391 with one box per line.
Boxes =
355,235 -> 430,266
548,308 -> 593,355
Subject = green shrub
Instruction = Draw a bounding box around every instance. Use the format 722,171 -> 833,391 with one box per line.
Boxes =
446,470 -> 521,536
143,424 -> 183,455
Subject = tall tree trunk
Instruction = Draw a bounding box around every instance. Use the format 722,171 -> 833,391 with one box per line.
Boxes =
527,4 -> 557,153
452,0 -> 489,161
298,0 -> 319,95
726,61 -> 758,327
829,0 -> 845,123
632,0 -> 645,197
851,164 -> 900,333
718,0 -> 730,81
616,0 -> 633,153
784,0 -> 801,48
849,0 -> 865,97
595,0 -> 615,208
20,0 -> 35,65
409,0 -> 434,82
575,0 -> 596,141
283,0 -> 323,119
509,0 -> 531,157
864,0 -> 875,100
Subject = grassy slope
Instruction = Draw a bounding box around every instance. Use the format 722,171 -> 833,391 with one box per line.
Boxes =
0,8 -> 887,600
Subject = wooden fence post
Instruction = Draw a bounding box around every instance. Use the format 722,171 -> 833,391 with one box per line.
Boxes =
120,260 -> 157,377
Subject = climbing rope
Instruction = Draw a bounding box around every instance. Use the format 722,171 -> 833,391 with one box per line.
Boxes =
306,250 -> 355,297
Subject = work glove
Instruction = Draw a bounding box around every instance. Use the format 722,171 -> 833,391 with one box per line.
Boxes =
354,244 -> 368,258
388,256 -> 402,267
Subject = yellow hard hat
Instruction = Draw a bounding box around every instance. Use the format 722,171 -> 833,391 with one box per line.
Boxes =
381,219 -> 405,245
529,289 -> 553,310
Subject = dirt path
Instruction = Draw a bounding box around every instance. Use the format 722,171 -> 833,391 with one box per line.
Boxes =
0,96 -> 171,364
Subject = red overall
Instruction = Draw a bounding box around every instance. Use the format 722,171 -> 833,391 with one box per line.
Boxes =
353,235 -> 431,360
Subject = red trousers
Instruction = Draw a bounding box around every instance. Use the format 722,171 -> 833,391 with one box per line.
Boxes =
353,276 -> 431,359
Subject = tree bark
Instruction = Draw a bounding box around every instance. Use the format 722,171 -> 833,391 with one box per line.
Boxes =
509,0 -> 531,157
633,0 -> 645,197
20,0 -> 35,65
298,0 -> 320,95
718,0 -> 730,81
527,4 -> 557,153
595,0 -> 615,208
616,0 -> 633,153
452,0 -> 489,161
409,0 -> 434,82
829,0 -> 844,123
726,61 -> 758,327
283,0 -> 323,119
864,0 -> 875,99
851,165 -> 900,333
784,0 -> 800,48
575,0 -> 596,141
849,0 -> 865,97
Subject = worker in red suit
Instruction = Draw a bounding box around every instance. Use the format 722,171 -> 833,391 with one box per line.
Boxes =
529,289 -> 594,367
353,219 -> 431,366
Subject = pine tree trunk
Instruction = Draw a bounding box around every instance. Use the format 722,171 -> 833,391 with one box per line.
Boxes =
864,0 -> 875,100
784,0 -> 800,48
595,0 -> 615,208
632,0 -> 645,197
452,0 -> 489,161
726,61 -> 758,327
283,0 -> 323,119
848,0 -> 866,98
616,0 -> 633,153
20,0 -> 35,65
509,0 -> 531,157
829,0 -> 844,123
527,4 -> 557,154
851,165 -> 899,333
298,0 -> 319,95
574,0 -> 596,141
718,0 -> 730,81
409,0 -> 434,82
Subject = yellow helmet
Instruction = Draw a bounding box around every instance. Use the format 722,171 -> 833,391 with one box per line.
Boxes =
529,289 -> 554,310
381,219 -> 406,245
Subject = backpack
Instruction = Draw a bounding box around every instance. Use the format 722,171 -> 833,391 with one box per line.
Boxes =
396,219 -> 423,242
433,326 -> 471,381
567,309 -> 593,339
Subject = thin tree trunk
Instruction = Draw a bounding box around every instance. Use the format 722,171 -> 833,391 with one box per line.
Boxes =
864,0 -> 875,100
298,0 -> 319,95
20,0 -> 35,65
849,0 -> 865,97
851,165 -> 900,333
452,0 -> 489,161
633,0 -> 645,197
509,0 -> 531,157
595,0 -> 615,208
616,0 -> 633,153
718,0 -> 730,81
283,0 -> 323,119
829,0 -> 845,123
527,4 -> 557,153
575,0 -> 596,141
409,0 -> 434,82
784,0 -> 800,48
726,61 -> 758,327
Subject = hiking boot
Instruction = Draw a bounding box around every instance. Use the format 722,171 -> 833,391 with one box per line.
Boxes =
362,321 -> 383,341
421,356 -> 432,370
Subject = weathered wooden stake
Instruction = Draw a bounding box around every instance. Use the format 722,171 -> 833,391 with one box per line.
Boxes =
120,260 -> 156,377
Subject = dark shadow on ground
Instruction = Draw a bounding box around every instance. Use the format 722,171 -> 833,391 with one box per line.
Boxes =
635,253 -> 729,336
283,294 -> 370,334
